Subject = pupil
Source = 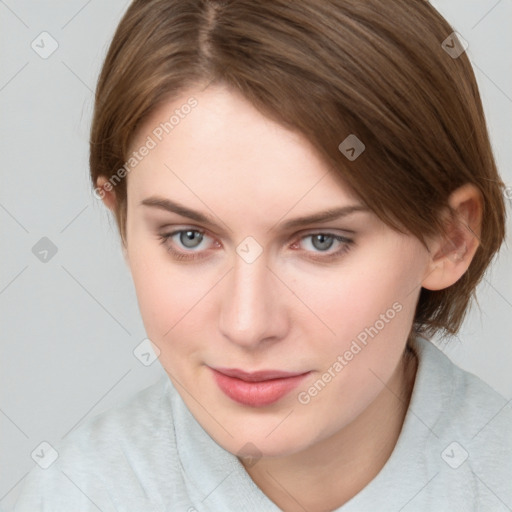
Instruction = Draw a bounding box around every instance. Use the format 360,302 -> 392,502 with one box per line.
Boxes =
313,234 -> 333,251
181,230 -> 202,248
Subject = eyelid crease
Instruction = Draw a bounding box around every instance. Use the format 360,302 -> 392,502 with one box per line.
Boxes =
158,226 -> 355,247
158,228 -> 354,264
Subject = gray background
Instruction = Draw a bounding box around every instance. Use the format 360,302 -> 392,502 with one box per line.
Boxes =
1,0 -> 511,508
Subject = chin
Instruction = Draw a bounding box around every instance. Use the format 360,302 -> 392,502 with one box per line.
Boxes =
215,414 -> 321,459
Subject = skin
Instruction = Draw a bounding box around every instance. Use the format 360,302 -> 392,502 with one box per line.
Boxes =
97,84 -> 482,511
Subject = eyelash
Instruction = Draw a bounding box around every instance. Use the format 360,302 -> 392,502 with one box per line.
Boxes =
157,228 -> 354,263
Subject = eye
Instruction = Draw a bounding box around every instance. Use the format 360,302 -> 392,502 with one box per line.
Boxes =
158,228 -> 217,261
292,232 -> 354,261
306,233 -> 337,251
175,230 -> 204,249
157,228 -> 354,263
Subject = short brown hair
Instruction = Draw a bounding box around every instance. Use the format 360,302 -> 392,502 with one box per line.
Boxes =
90,0 -> 507,339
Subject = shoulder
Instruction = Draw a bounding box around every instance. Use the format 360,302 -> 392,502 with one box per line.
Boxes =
411,337 -> 512,506
71,374 -> 174,446
413,336 -> 512,440
14,376 -> 182,512
60,375 -> 175,461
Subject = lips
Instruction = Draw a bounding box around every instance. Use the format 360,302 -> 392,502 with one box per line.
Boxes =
210,367 -> 310,407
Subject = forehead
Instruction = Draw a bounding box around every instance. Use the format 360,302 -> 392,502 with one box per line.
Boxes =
127,85 -> 362,216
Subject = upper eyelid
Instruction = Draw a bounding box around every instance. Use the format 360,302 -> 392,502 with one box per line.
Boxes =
164,228 -> 212,245
160,226 -> 352,238
162,227 -> 352,249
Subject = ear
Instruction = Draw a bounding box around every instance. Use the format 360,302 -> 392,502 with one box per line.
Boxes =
422,183 -> 483,291
96,177 -> 129,263
96,176 -> 117,211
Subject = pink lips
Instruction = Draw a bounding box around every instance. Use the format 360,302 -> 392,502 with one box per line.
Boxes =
210,367 -> 310,407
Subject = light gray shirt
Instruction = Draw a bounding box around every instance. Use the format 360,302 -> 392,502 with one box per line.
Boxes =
12,336 -> 512,511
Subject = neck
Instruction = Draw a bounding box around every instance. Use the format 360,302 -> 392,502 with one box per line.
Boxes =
242,345 -> 418,512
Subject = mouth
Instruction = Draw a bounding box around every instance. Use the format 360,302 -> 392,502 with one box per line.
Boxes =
210,367 -> 311,407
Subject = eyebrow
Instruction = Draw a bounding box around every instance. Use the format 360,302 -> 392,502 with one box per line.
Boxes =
140,196 -> 370,231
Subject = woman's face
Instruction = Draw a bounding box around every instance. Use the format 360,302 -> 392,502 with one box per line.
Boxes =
124,84 -> 431,457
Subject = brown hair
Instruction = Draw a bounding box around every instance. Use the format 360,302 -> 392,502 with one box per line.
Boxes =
90,0 -> 506,339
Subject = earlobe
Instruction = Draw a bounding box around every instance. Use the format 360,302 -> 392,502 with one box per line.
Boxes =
422,239 -> 471,291
96,176 -> 130,262
96,176 -> 117,211
421,183 -> 482,291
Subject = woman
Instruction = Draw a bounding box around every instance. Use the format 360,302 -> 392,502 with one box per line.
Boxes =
14,0 -> 511,510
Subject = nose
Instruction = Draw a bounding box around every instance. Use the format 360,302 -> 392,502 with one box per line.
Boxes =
218,252 -> 289,349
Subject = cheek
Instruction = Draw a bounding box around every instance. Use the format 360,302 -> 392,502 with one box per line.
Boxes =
291,245 -> 421,356
128,245 -> 212,346
288,261 -> 417,418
